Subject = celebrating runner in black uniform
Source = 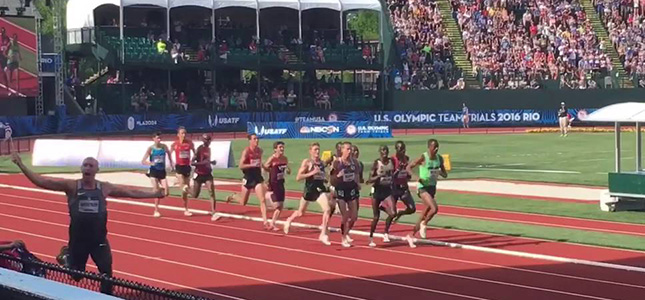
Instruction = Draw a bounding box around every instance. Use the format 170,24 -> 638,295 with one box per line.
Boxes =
385,141 -> 416,236
263,141 -> 290,231
11,154 -> 163,295
330,142 -> 361,247
367,145 -> 396,247
284,142 -> 333,245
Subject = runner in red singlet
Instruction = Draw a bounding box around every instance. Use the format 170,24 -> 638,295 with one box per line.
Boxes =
190,134 -> 219,221
170,127 -> 195,216
263,141 -> 290,231
226,134 -> 269,227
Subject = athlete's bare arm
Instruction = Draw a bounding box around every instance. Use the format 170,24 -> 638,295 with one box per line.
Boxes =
262,154 -> 275,172
190,141 -> 196,156
285,157 -> 291,174
439,160 -> 448,178
169,142 -> 176,156
367,159 -> 380,184
296,159 -> 318,181
12,153 -> 74,193
103,182 -> 164,199
163,144 -> 174,168
141,146 -> 153,166
406,154 -> 425,181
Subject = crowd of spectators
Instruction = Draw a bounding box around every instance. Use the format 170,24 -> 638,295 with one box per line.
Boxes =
452,0 -> 612,89
387,0 -> 462,90
595,0 -> 645,86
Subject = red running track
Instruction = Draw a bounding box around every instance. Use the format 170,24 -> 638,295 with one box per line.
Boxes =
189,178 -> 645,238
2,173 -> 644,243
1,180 -> 645,299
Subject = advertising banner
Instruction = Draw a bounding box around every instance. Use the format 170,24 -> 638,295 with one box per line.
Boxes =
247,122 -> 392,139
3,109 -> 598,138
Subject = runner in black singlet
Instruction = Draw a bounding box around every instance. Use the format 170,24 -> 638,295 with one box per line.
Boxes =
284,142 -> 333,245
330,142 -> 361,248
385,141 -> 416,237
367,145 -> 396,247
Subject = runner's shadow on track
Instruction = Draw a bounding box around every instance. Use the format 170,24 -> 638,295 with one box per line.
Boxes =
443,235 -> 546,248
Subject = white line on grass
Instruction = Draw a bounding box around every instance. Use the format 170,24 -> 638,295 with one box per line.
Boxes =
1,183 -> 643,274
454,167 -> 581,174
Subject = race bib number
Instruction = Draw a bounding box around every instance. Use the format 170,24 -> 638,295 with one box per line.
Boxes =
430,169 -> 440,179
343,172 -> 355,182
380,176 -> 392,185
313,171 -> 326,180
397,170 -> 408,178
179,151 -> 190,159
78,198 -> 99,213
277,172 -> 285,181
153,156 -> 164,164
251,159 -> 261,167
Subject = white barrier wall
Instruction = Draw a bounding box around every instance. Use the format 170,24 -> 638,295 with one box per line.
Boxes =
32,139 -> 234,169
32,139 -> 101,167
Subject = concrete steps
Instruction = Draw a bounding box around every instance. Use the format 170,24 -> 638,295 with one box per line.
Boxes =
580,0 -> 633,88
436,0 -> 480,88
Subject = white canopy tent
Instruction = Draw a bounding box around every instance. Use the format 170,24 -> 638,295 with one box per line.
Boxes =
583,102 -> 645,173
67,0 -> 382,43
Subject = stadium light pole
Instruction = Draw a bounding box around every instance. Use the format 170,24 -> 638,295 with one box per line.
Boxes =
211,6 -> 215,41
166,1 -> 170,41
637,122 -> 642,171
255,0 -> 260,40
339,5 -> 343,43
298,1 -> 302,41
615,122 -> 621,173
119,0 -> 124,63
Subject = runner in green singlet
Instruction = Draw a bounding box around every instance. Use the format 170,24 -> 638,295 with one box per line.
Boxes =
403,139 -> 447,248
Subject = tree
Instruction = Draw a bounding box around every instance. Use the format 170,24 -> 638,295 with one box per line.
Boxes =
35,0 -> 67,36
347,11 -> 379,42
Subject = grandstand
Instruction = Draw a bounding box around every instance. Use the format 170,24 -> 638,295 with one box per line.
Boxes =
59,0 -> 645,116
64,0 -> 388,114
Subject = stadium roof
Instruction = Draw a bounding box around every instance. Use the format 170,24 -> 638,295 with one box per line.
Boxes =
67,0 -> 382,31
584,102 -> 645,123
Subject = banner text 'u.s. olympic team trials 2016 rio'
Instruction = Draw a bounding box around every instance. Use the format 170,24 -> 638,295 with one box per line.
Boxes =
0,109 -> 595,138
247,122 -> 393,139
